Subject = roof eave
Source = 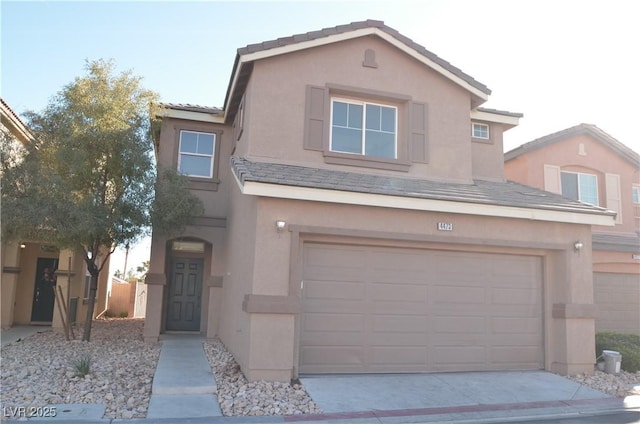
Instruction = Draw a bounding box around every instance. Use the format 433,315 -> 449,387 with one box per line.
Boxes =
224,25 -> 491,121
233,178 -> 615,227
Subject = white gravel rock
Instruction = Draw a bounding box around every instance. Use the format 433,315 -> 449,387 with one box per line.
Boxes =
0,318 -> 160,419
567,369 -> 640,398
203,338 -> 322,416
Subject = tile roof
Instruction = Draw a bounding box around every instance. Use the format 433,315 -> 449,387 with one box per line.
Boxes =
159,103 -> 223,115
236,19 -> 491,96
231,156 -> 614,217
504,123 -> 640,166
592,233 -> 640,253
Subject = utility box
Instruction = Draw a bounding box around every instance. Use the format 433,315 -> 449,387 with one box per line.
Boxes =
603,350 -> 622,374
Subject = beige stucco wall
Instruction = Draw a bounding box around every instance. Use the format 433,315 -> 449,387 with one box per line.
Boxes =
222,195 -> 596,380
471,123 -> 506,181
244,36 -> 475,183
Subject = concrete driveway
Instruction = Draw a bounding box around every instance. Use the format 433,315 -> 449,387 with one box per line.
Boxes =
300,371 -> 620,421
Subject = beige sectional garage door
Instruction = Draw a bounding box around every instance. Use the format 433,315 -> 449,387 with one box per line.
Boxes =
594,272 -> 640,336
300,243 -> 543,374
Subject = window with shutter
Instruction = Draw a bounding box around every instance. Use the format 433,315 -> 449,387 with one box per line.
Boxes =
303,84 -> 427,171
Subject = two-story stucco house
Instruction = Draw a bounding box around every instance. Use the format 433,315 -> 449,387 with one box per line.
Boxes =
505,124 -> 640,336
1,97 -> 109,331
144,20 -> 615,381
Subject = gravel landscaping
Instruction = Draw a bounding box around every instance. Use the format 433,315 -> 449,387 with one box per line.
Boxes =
1,319 -> 160,420
2,318 -> 638,420
203,338 -> 322,416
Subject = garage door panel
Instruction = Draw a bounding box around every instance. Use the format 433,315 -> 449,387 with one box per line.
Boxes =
371,314 -> 427,333
492,317 -> 542,334
434,316 -> 486,333
369,283 -> 427,302
300,346 -> 364,368
370,346 -> 428,365
302,313 -> 364,332
300,244 -> 543,373
433,286 -> 486,303
433,346 -> 487,365
491,288 -> 539,305
491,346 -> 542,366
304,279 -> 365,301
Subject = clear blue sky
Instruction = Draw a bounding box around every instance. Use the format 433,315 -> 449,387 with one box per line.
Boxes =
2,0 -> 638,273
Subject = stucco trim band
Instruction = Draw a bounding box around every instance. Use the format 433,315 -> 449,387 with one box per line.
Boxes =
552,303 -> 599,319
2,267 -> 21,274
145,273 -> 166,286
207,275 -> 224,288
242,294 -> 300,314
191,216 -> 228,228
237,180 -> 614,226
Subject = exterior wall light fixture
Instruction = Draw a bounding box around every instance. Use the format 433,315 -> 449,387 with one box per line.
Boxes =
573,241 -> 583,252
19,242 -> 26,249
275,220 -> 286,232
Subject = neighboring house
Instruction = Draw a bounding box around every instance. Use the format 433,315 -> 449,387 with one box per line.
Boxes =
107,276 -> 147,318
145,20 -> 615,381
505,124 -> 640,336
0,97 -> 109,331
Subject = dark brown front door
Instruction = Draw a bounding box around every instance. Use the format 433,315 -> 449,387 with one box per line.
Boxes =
166,258 -> 203,331
31,258 -> 58,322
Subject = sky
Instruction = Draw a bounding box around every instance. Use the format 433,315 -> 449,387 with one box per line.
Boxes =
2,0 -> 638,274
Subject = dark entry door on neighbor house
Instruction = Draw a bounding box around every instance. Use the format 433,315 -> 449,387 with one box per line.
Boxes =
31,257 -> 59,322
166,258 -> 203,331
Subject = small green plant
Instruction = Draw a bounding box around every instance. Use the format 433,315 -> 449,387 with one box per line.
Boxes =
596,332 -> 640,373
71,354 -> 92,378
119,311 -> 128,318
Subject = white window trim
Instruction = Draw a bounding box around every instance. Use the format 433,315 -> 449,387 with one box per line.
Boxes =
471,122 -> 489,139
178,130 -> 216,179
561,170 -> 599,205
329,97 -> 398,159
632,185 -> 640,204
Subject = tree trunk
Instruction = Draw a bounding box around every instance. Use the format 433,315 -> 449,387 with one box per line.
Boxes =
82,272 -> 99,341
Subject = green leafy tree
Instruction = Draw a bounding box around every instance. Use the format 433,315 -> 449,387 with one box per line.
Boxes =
1,59 -> 203,341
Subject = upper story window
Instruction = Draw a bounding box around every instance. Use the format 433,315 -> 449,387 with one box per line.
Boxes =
330,99 -> 397,159
471,122 -> 489,139
178,130 -> 215,178
561,171 -> 598,205
633,185 -> 640,204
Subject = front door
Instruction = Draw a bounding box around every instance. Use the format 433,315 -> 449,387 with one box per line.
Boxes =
166,258 -> 203,331
31,258 -> 58,322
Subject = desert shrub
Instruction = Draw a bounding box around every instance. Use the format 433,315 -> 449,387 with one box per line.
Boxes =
71,354 -> 92,378
595,332 -> 640,373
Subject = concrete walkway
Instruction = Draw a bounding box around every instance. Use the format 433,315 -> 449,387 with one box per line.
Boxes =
146,335 -> 222,419
0,325 -> 50,348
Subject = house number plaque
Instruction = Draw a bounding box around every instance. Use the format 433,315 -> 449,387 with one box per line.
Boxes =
437,222 -> 453,231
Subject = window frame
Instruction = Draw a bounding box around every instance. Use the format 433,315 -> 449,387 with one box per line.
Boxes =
178,130 -> 216,179
329,97 -> 398,160
560,170 -> 599,205
632,185 -> 640,204
173,124 -> 222,191
471,122 -> 490,140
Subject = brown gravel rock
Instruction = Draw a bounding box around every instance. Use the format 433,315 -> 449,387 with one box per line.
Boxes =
1,319 -> 160,420
203,338 -> 322,416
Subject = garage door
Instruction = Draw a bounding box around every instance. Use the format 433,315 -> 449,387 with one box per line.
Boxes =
300,243 -> 543,374
594,272 -> 640,336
